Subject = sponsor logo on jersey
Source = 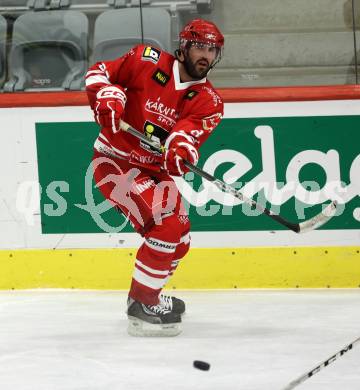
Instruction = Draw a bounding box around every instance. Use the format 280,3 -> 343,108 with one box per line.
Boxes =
152,69 -> 170,86
144,97 -> 178,127
129,150 -> 159,165
142,46 -> 161,64
202,112 -> 222,132
146,238 -> 176,251
134,178 -> 156,194
184,90 -> 199,100
144,120 -> 168,142
140,120 -> 168,154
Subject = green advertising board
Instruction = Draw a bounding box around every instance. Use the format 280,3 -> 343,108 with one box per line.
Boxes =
36,116 -> 360,234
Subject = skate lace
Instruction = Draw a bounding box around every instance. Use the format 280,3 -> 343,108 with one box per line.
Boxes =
159,294 -> 173,311
148,303 -> 170,315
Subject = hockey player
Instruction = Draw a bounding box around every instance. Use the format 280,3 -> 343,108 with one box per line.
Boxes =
86,19 -> 224,336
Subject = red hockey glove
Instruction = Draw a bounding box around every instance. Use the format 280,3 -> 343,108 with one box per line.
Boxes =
163,132 -> 199,176
94,85 -> 126,133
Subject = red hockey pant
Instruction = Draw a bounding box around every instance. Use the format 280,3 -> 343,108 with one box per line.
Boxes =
93,152 -> 190,305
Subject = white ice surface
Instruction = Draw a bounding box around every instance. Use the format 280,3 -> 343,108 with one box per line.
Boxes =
0,290 -> 360,390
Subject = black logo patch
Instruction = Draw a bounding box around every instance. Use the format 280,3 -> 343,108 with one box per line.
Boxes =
140,120 -> 168,154
152,69 -> 170,86
142,46 -> 161,64
184,90 -> 199,100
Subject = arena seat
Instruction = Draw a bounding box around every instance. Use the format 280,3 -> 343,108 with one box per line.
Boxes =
210,31 -> 356,87
4,10 -> 88,91
0,15 -> 7,89
91,7 -> 171,64
208,0 -> 357,87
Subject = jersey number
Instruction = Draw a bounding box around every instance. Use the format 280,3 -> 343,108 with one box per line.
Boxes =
190,129 -> 204,138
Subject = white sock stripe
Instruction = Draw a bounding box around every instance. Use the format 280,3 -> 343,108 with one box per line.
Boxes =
133,268 -> 167,289
135,260 -> 169,276
145,237 -> 177,253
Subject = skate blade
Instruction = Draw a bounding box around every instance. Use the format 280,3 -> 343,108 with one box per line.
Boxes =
127,316 -> 182,337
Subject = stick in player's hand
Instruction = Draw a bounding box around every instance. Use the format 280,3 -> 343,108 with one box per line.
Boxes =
119,119 -> 338,234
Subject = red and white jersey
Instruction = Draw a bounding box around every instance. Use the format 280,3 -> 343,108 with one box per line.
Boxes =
86,44 -> 223,170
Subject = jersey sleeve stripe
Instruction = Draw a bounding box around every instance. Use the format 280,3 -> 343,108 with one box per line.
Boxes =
85,75 -> 111,86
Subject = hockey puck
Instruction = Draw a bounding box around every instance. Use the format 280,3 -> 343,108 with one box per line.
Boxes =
193,360 -> 210,371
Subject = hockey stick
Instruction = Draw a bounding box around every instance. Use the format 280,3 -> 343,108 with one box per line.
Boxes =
281,335 -> 360,389
119,119 -> 337,233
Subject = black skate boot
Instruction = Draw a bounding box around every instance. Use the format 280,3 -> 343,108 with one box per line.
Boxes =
127,297 -> 182,337
159,294 -> 186,315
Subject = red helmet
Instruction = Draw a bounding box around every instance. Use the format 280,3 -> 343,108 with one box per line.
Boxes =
179,18 -> 224,52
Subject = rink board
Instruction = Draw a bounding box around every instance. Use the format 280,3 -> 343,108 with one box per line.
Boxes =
0,247 -> 359,289
0,97 -> 359,288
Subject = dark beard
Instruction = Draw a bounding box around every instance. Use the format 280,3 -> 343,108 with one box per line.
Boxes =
183,56 -> 210,80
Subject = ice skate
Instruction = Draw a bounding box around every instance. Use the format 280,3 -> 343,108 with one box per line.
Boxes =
127,298 -> 182,337
159,294 -> 186,315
